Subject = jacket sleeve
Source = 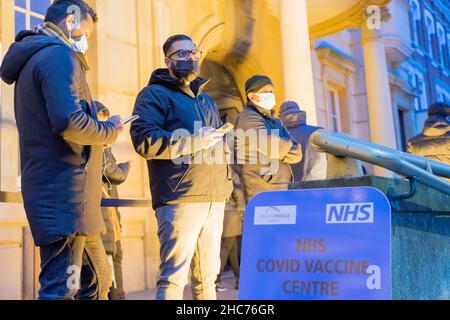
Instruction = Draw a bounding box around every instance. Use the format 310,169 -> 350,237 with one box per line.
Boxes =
130,87 -> 203,160
238,112 -> 301,161
279,124 -> 303,164
39,46 -> 118,145
103,149 -> 130,185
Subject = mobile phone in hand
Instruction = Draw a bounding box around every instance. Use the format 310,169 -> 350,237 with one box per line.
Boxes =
124,115 -> 140,125
216,122 -> 234,135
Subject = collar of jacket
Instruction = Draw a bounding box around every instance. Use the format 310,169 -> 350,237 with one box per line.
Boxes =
149,68 -> 210,98
33,22 -> 90,71
246,101 -> 275,119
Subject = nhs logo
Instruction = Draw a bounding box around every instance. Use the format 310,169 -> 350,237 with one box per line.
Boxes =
326,203 -> 374,224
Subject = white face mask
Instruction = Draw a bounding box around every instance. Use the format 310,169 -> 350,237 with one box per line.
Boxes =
68,21 -> 89,54
70,34 -> 89,54
255,93 -> 276,111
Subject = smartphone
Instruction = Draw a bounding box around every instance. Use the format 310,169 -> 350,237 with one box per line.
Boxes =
216,122 -> 234,135
124,115 -> 140,125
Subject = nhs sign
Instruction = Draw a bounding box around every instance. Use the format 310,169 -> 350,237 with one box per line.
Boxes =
326,203 -> 374,224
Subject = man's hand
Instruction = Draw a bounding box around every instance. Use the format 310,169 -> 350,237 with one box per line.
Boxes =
108,115 -> 124,133
124,161 -> 132,171
199,127 -> 224,150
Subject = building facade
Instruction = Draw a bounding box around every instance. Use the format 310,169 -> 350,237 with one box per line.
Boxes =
0,0 -> 448,299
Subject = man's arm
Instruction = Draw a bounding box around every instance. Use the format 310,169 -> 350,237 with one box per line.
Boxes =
39,46 -> 118,145
130,87 -> 205,160
238,112 -> 301,161
103,149 -> 130,185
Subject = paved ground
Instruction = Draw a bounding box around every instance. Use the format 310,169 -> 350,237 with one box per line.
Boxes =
126,271 -> 239,300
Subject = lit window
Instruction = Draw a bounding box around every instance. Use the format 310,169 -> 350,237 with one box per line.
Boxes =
15,0 -> 53,35
436,22 -> 446,66
436,86 -> 450,104
325,87 -> 341,132
447,33 -> 450,68
408,68 -> 428,112
424,10 -> 435,58
409,0 -> 421,46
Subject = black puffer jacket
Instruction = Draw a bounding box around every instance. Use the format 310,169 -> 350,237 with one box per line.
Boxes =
0,31 -> 118,246
130,69 -> 233,209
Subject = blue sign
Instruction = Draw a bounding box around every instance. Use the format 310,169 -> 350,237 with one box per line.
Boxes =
239,187 -> 391,300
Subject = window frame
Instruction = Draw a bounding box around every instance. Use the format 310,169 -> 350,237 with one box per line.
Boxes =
424,9 -> 436,58
409,0 -> 422,47
325,86 -> 342,132
14,0 -> 53,33
408,67 -> 428,112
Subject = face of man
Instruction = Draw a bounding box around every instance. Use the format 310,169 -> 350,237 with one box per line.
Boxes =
164,40 -> 201,81
248,84 -> 275,104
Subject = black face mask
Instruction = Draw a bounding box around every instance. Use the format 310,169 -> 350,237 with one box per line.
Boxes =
172,60 -> 199,82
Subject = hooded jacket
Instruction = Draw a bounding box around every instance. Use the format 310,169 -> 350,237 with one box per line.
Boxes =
407,115 -> 450,181
0,31 -> 118,246
280,109 -> 327,182
130,68 -> 233,209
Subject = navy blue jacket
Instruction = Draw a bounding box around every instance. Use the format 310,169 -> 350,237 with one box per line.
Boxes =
130,69 -> 233,209
0,31 -> 118,246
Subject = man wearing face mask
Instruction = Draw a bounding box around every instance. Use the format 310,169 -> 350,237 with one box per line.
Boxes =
234,76 -> 302,205
130,34 -> 233,300
0,0 -> 123,300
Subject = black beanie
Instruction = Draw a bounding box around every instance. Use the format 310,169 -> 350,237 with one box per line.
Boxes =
245,75 -> 273,95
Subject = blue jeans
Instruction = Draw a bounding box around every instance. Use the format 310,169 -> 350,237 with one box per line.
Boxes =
38,236 -> 112,300
155,202 -> 225,300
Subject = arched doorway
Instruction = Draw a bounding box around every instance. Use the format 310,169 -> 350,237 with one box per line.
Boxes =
200,60 -> 245,125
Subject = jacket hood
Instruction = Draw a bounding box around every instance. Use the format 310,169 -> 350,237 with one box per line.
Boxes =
280,110 -> 307,129
149,68 -> 209,96
0,31 -> 64,84
422,115 -> 450,137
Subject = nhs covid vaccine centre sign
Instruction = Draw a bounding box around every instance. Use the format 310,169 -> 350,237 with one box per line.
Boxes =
240,187 -> 391,300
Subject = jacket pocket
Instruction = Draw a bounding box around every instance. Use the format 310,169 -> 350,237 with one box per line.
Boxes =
54,165 -> 87,233
167,164 -> 191,192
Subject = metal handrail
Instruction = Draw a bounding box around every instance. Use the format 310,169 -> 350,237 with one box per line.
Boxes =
310,129 -> 450,196
0,192 -> 151,208
2,129 -> 449,206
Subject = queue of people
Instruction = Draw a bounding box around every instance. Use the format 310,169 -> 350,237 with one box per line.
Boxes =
1,0 -> 448,301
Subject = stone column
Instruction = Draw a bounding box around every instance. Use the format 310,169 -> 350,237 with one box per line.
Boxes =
0,0 -> 19,191
279,0 -> 318,125
361,8 -> 397,176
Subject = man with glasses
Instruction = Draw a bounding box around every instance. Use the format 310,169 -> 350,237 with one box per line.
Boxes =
130,34 -> 233,300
